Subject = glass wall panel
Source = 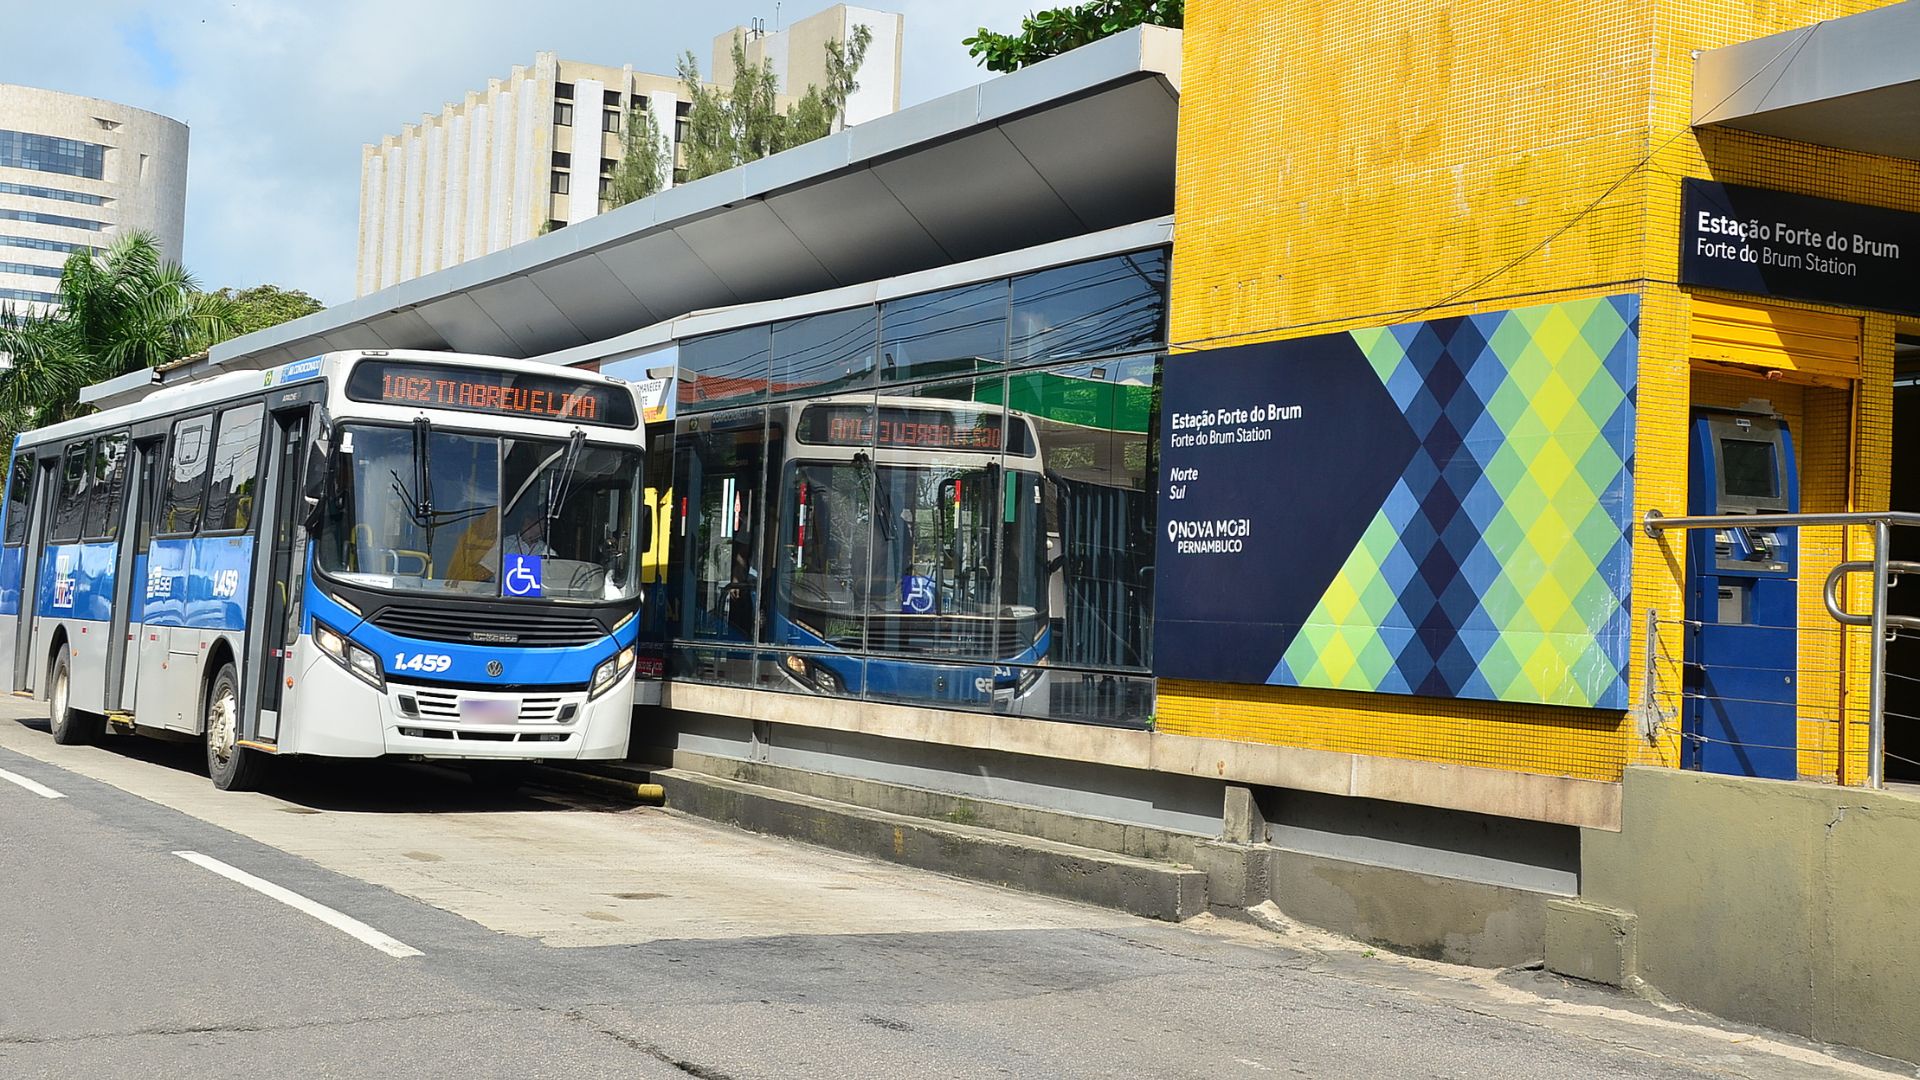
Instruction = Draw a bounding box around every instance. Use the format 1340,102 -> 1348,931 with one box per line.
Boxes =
857,377 -> 1043,669
672,407 -> 770,647
771,307 -> 875,400
763,396 -> 873,697
999,358 -> 1158,680
877,280 -> 1008,383
678,326 -> 770,413
1009,249 -> 1168,365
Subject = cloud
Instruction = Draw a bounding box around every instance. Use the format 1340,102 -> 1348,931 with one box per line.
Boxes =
3,1 -> 1038,307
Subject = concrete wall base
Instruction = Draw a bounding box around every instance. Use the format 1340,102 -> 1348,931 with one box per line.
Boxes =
1557,767 -> 1920,1066
655,767 -> 1211,920
1269,849 -> 1548,968
651,725 -> 1570,962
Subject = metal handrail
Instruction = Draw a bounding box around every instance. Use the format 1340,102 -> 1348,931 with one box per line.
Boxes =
1642,508 -> 1920,789
1825,561 -> 1920,631
1642,509 -> 1920,537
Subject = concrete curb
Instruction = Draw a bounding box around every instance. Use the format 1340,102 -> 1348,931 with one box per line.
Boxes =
654,768 -> 1210,921
529,765 -> 665,804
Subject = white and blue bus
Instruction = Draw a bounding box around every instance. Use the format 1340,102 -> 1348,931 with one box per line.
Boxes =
0,350 -> 649,790
678,394 -> 1053,712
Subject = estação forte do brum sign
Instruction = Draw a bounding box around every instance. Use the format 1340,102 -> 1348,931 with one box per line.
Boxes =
1680,178 -> 1919,317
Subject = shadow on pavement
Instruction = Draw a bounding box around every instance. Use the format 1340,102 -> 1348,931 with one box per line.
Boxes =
7,714 -> 597,815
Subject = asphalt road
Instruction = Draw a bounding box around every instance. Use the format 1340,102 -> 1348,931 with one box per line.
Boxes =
0,699 -> 1903,1080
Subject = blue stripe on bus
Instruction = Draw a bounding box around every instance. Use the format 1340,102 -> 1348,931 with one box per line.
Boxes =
304,581 -> 634,687
769,609 -> 1049,700
141,535 -> 254,631
0,544 -> 22,617
35,541 -> 118,622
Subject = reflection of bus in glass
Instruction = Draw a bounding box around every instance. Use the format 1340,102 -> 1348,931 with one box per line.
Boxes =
0,351 -> 648,790
677,395 -> 1052,712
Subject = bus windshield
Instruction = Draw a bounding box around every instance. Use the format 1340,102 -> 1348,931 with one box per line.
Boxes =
776,460 -> 1049,655
316,423 -> 644,602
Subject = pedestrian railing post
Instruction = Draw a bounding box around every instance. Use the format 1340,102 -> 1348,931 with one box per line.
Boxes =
1870,519 -> 1890,789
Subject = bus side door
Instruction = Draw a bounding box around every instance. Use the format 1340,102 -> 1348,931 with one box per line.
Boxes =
244,401 -> 312,743
107,437 -> 162,712
13,454 -> 57,693
0,451 -> 35,688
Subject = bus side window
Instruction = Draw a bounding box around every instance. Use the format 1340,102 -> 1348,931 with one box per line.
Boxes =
160,415 -> 214,536
50,441 -> 91,543
82,432 -> 130,541
3,453 -> 33,546
135,440 -> 162,555
204,403 -> 264,533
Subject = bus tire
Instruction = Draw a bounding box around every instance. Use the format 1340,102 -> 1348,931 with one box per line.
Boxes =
204,662 -> 263,792
47,649 -> 102,746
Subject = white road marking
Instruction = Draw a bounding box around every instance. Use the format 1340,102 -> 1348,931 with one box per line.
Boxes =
171,850 -> 423,959
0,766 -> 65,799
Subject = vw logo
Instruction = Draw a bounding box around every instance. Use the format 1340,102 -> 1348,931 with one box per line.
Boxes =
486,660 -> 504,678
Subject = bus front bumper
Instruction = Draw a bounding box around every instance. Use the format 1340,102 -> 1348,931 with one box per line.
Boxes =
288,648 -> 634,760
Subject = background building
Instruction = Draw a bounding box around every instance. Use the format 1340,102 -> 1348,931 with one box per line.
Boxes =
713,5 -> 904,130
0,84 -> 188,314
356,6 -> 904,297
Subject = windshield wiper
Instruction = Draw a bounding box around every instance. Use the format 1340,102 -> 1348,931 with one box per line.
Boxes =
389,416 -> 486,532
544,429 -> 587,539
412,416 -> 433,523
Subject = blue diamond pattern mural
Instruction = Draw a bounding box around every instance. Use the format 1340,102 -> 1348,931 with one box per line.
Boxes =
1154,295 -> 1638,711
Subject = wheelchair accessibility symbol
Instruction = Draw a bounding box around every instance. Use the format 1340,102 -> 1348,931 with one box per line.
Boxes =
900,574 -> 935,615
504,554 -> 544,598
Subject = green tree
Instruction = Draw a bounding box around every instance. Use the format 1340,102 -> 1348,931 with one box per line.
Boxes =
605,104 -> 671,208
964,0 -> 1183,73
678,25 -> 873,184
207,284 -> 324,337
0,231 -> 239,438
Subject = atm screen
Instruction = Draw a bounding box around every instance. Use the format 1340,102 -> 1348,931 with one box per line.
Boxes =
1721,438 -> 1779,500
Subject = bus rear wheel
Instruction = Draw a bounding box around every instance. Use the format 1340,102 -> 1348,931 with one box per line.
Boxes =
204,662 -> 264,792
48,649 -> 103,746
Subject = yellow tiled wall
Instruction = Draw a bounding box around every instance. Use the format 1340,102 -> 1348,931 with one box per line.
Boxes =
1163,0 -> 1917,784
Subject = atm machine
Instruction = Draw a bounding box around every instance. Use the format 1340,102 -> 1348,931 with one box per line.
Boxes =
1684,406 -> 1800,780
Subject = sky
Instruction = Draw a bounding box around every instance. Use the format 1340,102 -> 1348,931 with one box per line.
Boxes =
1,0 -> 1038,305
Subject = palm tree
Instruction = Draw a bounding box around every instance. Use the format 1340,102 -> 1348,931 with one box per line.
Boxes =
0,231 -> 238,440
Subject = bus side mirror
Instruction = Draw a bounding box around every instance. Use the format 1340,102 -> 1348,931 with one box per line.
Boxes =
638,501 -> 653,555
301,445 -> 329,533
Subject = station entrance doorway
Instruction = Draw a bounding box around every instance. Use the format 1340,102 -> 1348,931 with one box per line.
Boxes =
1885,335 -> 1920,781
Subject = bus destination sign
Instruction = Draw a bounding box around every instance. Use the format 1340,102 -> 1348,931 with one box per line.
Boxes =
345,362 -> 638,428
798,404 -> 1029,452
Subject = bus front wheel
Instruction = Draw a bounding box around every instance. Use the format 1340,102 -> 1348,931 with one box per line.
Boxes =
204,662 -> 264,792
48,649 -> 102,746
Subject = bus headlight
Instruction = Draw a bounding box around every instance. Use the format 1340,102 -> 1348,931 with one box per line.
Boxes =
314,620 -> 385,691
590,646 -> 635,699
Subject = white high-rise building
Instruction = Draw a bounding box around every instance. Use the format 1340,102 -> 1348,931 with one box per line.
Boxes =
713,5 -> 904,131
355,6 -> 904,298
0,84 -> 189,315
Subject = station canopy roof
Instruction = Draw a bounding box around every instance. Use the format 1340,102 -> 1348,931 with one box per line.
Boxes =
107,26 -> 1179,402
1693,0 -> 1920,162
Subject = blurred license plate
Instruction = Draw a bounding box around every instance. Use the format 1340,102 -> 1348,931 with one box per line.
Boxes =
460,698 -> 519,722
